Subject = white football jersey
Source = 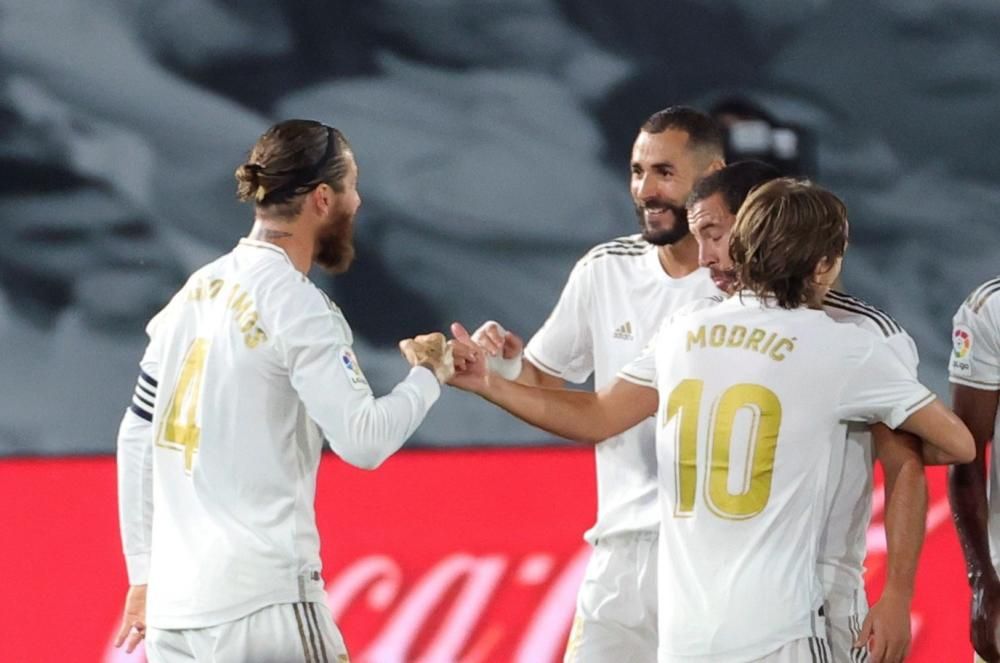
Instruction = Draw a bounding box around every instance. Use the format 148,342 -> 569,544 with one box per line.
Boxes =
619,293 -> 933,662
117,239 -> 440,629
524,234 -> 721,542
949,277 -> 1000,566
818,290 -> 919,608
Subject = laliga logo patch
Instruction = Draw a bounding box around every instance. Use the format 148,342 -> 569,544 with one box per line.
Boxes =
340,348 -> 369,390
951,325 -> 973,377
953,327 -> 972,359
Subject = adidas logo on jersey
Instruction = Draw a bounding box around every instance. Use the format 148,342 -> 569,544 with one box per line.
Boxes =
613,321 -> 634,340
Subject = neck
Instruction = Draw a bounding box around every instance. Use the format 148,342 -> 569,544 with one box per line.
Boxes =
656,235 -> 700,278
249,218 -> 313,274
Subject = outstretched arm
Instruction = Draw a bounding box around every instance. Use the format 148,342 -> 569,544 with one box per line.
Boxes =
948,384 -> 1000,661
450,323 -> 657,443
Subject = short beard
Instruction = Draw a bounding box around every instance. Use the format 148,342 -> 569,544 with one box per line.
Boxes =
635,202 -> 690,246
315,209 -> 356,274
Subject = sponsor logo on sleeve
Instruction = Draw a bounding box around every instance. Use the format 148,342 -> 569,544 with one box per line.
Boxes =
951,325 -> 973,377
340,348 -> 369,390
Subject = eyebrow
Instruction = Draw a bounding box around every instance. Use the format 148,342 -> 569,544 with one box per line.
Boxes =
632,160 -> 675,171
691,216 -> 721,232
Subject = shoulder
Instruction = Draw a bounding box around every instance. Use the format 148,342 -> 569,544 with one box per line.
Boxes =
961,276 -> 1000,316
576,234 -> 654,268
673,293 -> 727,319
822,290 -> 905,339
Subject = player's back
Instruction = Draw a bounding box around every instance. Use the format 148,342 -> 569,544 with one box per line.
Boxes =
144,239 -> 333,628
652,293 -> 909,661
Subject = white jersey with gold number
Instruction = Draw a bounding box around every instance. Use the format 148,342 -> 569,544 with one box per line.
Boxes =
619,293 -> 933,662
117,239 -> 440,629
950,276 -> 1000,567
524,234 -> 721,542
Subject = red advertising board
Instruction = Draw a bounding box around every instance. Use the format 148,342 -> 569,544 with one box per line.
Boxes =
0,449 -> 972,662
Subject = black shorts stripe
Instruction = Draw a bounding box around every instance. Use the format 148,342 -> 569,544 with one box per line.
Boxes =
306,603 -> 330,663
809,637 -> 820,663
853,614 -> 870,662
128,403 -> 153,423
301,602 -> 321,663
292,603 -> 315,663
825,291 -> 902,335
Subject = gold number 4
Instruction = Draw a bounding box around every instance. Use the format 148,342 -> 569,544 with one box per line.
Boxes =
666,379 -> 782,520
156,338 -> 210,472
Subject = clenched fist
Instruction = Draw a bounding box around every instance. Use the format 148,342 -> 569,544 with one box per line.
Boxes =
399,332 -> 454,384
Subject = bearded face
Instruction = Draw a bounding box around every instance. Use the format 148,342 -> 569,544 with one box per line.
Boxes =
634,198 -> 690,246
314,203 -> 356,274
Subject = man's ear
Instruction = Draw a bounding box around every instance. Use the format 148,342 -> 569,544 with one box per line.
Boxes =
705,158 -> 725,174
309,183 -> 333,215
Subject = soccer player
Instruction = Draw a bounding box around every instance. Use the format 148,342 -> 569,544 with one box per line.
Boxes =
450,178 -> 974,661
948,277 -> 1000,662
114,119 -> 453,662
470,106 -> 725,661
688,161 -> 928,663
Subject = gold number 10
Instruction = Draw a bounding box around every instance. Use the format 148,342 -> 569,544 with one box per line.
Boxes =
666,379 -> 782,520
156,338 -> 210,472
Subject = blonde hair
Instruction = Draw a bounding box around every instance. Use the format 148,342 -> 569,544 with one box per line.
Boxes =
729,178 -> 848,308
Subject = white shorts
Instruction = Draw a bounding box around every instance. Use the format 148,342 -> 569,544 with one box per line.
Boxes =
563,531 -> 658,663
825,588 -> 870,662
146,601 -> 349,663
749,637 -> 833,662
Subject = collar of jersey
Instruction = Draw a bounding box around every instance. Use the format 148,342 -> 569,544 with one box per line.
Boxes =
238,238 -> 294,266
732,290 -> 781,307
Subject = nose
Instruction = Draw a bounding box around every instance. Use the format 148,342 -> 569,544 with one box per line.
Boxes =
633,174 -> 656,202
697,242 -> 714,268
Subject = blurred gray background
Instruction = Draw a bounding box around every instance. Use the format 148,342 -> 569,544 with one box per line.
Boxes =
2,0 -> 997,455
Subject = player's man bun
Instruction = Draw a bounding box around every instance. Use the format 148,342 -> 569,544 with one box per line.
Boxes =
234,119 -> 352,218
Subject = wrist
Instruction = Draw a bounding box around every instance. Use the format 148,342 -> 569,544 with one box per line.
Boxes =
879,579 -> 915,603
488,351 -> 523,381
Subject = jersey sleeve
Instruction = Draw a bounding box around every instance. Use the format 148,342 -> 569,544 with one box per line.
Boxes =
117,312 -> 166,586
524,259 -> 594,383
835,341 -> 936,429
617,332 -> 658,387
885,329 -> 920,378
272,282 -> 440,469
949,293 -> 1000,391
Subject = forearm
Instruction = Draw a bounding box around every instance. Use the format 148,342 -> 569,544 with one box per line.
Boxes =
950,457 -> 999,585
477,375 -> 610,443
116,410 -> 154,585
898,399 -> 975,464
881,456 -> 927,599
325,366 -> 440,470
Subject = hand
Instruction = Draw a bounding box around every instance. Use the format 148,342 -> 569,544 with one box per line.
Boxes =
855,588 -> 911,663
472,320 -> 524,360
448,322 -> 489,393
114,584 -> 147,654
399,332 -> 454,384
971,577 -> 1000,662
472,320 -> 524,380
